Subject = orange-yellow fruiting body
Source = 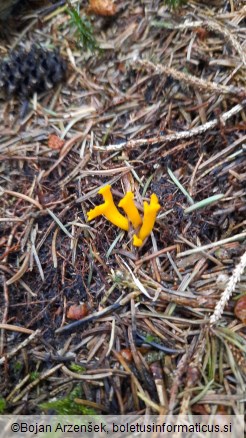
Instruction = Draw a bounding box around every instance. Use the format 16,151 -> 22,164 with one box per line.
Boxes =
133,193 -> 161,247
132,234 -> 143,247
118,192 -> 142,229
87,185 -> 129,231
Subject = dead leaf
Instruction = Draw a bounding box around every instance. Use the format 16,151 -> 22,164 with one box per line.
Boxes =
234,296 -> 246,324
67,303 -> 88,320
120,349 -> 133,362
88,0 -> 116,16
48,134 -> 65,150
194,27 -> 208,40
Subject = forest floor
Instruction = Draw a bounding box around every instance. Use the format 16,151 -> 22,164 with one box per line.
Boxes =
0,0 -> 245,416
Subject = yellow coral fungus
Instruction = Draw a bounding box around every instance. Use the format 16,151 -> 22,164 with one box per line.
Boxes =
133,194 -> 161,247
118,192 -> 142,229
87,185 -> 129,231
87,185 -> 161,246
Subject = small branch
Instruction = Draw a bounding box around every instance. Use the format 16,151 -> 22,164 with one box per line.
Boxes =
94,100 -> 246,152
137,59 -> 246,96
210,250 -> 246,325
177,232 -> 246,257
0,329 -> 40,365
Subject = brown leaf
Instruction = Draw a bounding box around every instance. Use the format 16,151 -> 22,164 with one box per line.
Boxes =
194,27 -> 208,40
234,296 -> 246,324
67,303 -> 88,320
88,0 -> 116,16
48,134 -> 65,150
191,404 -> 210,415
120,349 -> 133,362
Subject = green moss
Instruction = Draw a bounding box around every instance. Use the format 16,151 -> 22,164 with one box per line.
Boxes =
145,334 -> 156,343
163,0 -> 187,9
39,386 -> 96,415
0,398 -> 6,414
13,361 -> 22,372
30,371 -> 40,381
69,363 -> 86,373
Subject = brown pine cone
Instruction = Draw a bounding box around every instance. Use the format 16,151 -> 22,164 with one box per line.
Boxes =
0,45 -> 67,99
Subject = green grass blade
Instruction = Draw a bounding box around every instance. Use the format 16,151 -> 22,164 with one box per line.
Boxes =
167,167 -> 194,205
184,194 -> 224,213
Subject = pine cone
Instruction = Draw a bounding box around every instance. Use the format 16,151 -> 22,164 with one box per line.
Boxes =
0,45 -> 67,99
